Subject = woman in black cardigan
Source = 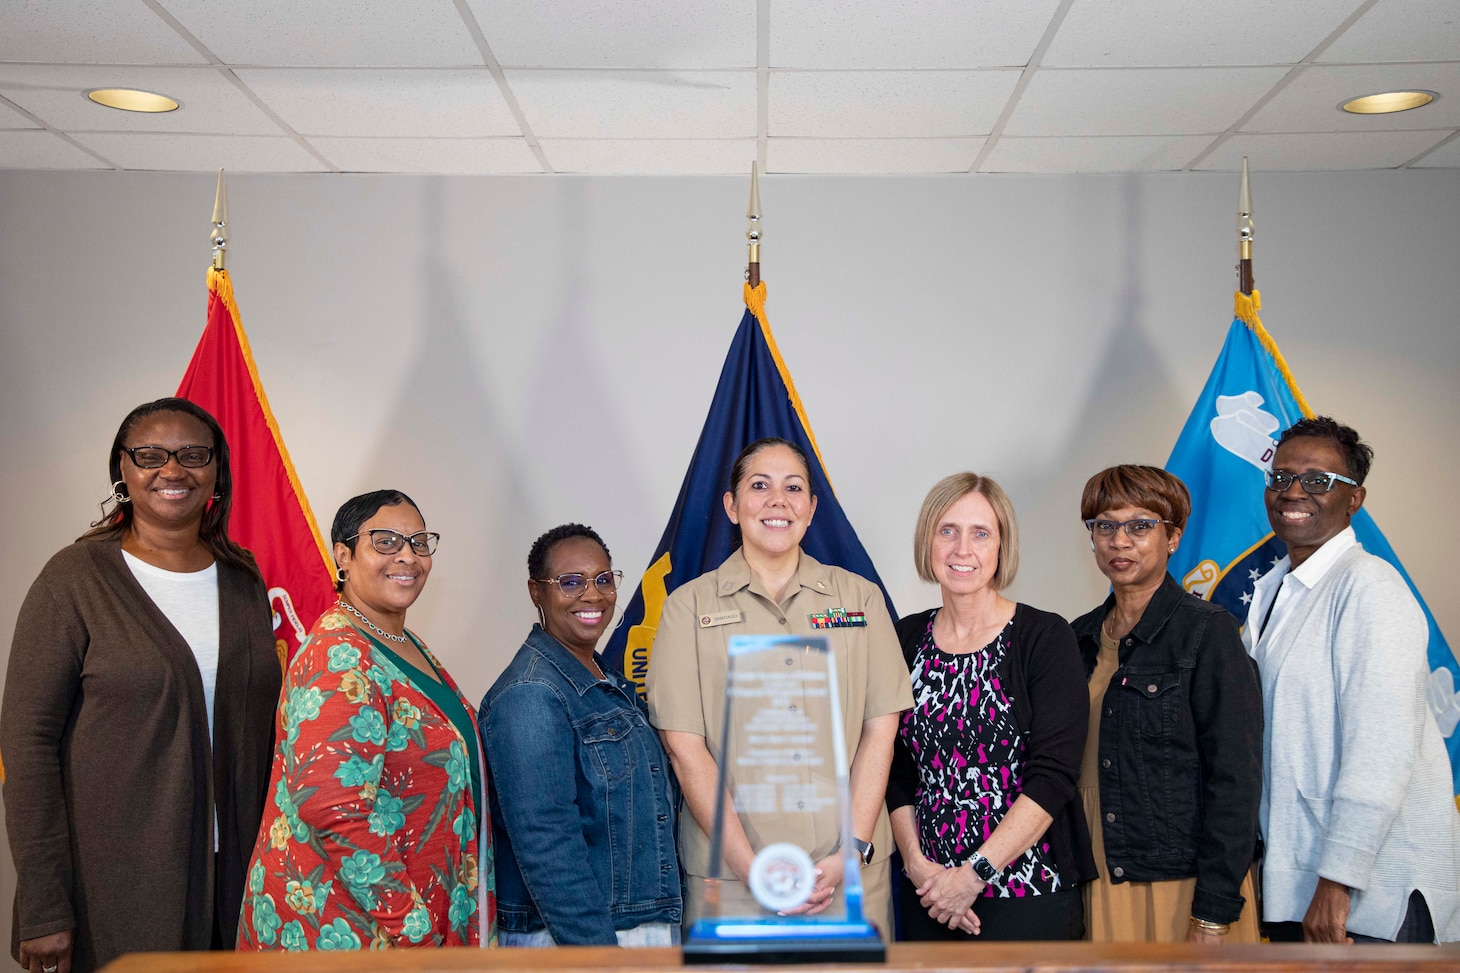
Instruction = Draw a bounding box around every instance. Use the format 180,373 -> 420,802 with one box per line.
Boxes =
888,472 -> 1094,941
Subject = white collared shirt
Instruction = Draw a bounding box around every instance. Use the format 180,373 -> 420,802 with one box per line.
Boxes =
1244,526 -> 1357,674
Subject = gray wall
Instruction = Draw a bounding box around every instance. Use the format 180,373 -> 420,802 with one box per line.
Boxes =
2,168 -> 1457,955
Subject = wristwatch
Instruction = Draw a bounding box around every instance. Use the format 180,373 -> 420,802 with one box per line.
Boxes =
851,837 -> 874,866
966,852 -> 998,883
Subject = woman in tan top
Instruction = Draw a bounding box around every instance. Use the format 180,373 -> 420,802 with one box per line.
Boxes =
645,437 -> 912,937
1069,465 -> 1263,943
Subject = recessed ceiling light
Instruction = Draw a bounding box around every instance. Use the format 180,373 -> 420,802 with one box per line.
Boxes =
1340,90 -> 1436,115
86,88 -> 180,113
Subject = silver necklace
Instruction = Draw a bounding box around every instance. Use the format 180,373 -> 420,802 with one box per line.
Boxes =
340,600 -> 409,644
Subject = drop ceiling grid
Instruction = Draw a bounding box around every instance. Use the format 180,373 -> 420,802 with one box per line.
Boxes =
0,0 -> 1454,172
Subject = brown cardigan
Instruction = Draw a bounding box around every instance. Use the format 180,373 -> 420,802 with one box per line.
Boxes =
2,536 -> 280,971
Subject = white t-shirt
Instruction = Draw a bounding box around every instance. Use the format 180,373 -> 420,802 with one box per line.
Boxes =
123,551 -> 220,848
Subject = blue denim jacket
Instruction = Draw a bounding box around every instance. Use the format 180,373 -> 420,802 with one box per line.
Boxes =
479,625 -> 681,943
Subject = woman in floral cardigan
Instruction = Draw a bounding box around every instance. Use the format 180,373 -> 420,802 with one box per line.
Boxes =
239,489 -> 494,950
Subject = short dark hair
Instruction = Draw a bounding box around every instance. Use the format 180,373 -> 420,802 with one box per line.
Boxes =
1079,465 -> 1192,530
528,523 -> 611,580
83,397 -> 258,579
1276,416 -> 1373,485
728,437 -> 815,499
330,490 -> 421,591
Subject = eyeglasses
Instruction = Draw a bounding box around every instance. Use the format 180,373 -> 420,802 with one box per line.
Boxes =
345,529 -> 440,556
534,570 -> 623,598
1085,518 -> 1172,539
122,445 -> 214,469
1265,469 -> 1359,495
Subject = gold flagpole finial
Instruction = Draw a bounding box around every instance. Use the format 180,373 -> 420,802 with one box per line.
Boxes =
746,162 -> 761,287
1237,157 -> 1254,295
211,169 -> 228,271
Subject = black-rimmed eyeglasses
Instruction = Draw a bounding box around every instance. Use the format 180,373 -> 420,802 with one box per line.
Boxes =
1265,470 -> 1358,495
534,571 -> 623,598
345,529 -> 440,556
122,445 -> 214,469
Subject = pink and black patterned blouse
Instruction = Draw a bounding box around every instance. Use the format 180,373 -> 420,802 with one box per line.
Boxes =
898,611 -> 1062,897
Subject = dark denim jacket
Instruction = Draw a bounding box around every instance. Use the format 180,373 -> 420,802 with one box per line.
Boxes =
479,625 -> 681,943
1071,574 -> 1263,925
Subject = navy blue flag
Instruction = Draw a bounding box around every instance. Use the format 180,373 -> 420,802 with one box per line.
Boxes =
1166,291 -> 1460,795
604,282 -> 894,695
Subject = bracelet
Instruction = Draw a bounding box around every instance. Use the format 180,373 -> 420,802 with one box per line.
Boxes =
1189,916 -> 1230,935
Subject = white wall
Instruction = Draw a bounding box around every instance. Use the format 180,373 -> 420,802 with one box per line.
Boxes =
2,168 -> 1457,954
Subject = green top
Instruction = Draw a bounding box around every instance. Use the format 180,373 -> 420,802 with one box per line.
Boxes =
363,629 -> 483,820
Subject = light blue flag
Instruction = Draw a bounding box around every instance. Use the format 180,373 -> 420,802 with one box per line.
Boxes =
1166,295 -> 1460,795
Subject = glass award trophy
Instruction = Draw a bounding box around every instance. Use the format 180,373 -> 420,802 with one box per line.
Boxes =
683,634 -> 884,963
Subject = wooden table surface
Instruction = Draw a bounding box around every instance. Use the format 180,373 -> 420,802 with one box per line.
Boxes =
100,941 -> 1460,973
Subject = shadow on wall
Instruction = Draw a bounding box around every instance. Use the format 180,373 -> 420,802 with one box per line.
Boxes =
360,177 -> 536,692
520,180 -> 659,638
1012,175 -> 1191,619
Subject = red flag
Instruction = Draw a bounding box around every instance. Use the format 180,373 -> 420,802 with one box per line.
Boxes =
177,268 -> 335,667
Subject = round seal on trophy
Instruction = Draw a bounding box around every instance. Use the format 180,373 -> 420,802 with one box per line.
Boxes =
748,842 -> 816,912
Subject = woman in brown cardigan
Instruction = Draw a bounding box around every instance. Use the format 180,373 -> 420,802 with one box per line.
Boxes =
1,398 -> 280,973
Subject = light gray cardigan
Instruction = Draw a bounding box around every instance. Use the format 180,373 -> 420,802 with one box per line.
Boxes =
1252,543 -> 1460,941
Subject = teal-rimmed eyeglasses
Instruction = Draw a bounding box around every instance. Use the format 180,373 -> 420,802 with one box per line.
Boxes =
1265,469 -> 1358,495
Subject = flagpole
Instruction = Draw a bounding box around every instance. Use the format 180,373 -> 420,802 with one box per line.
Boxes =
211,169 -> 228,271
745,162 -> 761,288
1237,157 -> 1253,296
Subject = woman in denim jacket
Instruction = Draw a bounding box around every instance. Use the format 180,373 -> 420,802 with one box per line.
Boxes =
1071,466 -> 1263,944
479,524 -> 681,945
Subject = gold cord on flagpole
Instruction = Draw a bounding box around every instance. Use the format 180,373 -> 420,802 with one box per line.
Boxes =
211,169 -> 228,271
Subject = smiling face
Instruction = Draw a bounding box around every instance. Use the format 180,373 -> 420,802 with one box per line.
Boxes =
1090,505 -> 1180,591
119,410 -> 217,537
723,443 -> 817,559
1266,435 -> 1365,568
335,501 -> 432,626
532,535 -> 616,657
930,490 -> 1003,596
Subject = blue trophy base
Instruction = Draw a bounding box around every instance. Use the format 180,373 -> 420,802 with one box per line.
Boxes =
683,916 -> 885,964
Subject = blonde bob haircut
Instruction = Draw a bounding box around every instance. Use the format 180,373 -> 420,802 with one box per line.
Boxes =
913,472 -> 1019,591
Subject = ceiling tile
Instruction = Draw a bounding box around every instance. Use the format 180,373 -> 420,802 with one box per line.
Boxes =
1195,130 -> 1447,170
311,136 -> 540,173
771,0 -> 1062,69
468,0 -> 754,68
0,99 -> 38,127
541,138 -> 755,173
770,70 -> 1020,137
0,0 -> 206,64
0,64 -> 284,134
67,132 -> 328,171
1005,66 -> 1288,135
235,68 -> 520,137
1319,0 -> 1460,63
1243,62 -> 1460,132
1043,0 -> 1357,67
162,0 -> 484,67
979,134 -> 1218,172
1411,133 -> 1460,167
767,137 -> 983,173
506,70 -> 755,138
0,130 -> 109,169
